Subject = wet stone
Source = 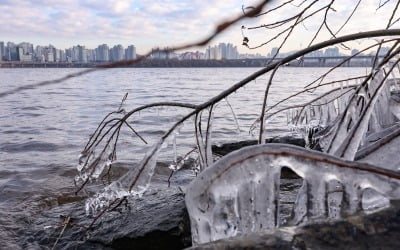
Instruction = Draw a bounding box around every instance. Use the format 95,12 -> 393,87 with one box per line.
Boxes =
212,136 -> 306,157
21,187 -> 192,250
189,202 -> 400,250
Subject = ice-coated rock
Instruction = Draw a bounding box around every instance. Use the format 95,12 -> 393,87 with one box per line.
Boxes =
22,187 -> 191,250
188,201 -> 400,250
356,123 -> 400,171
185,143 -> 400,245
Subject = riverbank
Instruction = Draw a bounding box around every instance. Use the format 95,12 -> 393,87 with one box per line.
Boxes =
0,58 -> 376,68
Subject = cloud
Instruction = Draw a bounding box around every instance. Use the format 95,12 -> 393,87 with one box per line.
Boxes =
1,0 -> 399,54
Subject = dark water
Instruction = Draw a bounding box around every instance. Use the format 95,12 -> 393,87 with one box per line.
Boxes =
0,67 -> 365,247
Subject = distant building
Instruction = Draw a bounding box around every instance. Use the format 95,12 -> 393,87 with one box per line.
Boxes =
95,44 -> 109,62
179,51 -> 205,60
205,43 -> 238,60
378,46 -> 390,56
268,47 -> 279,58
110,44 -> 124,61
0,41 -> 4,61
45,50 -> 54,62
125,45 -> 136,60
18,42 -> 34,54
324,47 -> 340,57
77,45 -> 87,63
35,46 -> 45,62
351,49 -> 360,56
87,49 -> 96,62
226,43 -> 238,59
305,50 -> 323,57
5,42 -> 17,61
239,53 -> 266,59
59,49 -> 66,62
17,47 -> 33,62
150,48 -> 171,59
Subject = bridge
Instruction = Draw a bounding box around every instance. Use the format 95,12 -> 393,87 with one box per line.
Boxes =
236,55 -> 384,67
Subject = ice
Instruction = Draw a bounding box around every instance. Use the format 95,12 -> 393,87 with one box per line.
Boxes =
284,86 -> 355,148
356,123 -> 400,171
225,98 -> 241,133
85,142 -> 162,216
196,109 -> 214,171
75,144 -> 113,183
185,144 -> 400,245
325,69 -> 394,160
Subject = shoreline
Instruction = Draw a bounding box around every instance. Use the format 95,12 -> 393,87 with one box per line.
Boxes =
0,58 -> 377,68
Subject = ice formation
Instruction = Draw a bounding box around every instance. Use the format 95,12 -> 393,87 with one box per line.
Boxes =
356,123 -> 400,171
196,109 -> 214,171
85,142 -> 162,216
185,144 -> 400,245
285,85 -> 355,148
286,65 -> 397,160
320,67 -> 398,160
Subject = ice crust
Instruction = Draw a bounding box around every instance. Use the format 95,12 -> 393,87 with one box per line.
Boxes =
286,68 -> 396,160
85,142 -> 162,216
185,144 -> 400,245
286,85 -> 355,148
356,123 -> 400,171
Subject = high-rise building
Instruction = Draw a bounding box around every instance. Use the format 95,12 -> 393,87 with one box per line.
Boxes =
0,41 -> 4,61
269,47 -> 279,58
87,49 -> 96,62
35,46 -> 45,62
18,47 -> 33,62
110,45 -> 124,61
205,43 -> 238,60
219,43 -> 227,59
18,42 -> 34,54
96,44 -> 109,62
59,50 -> 66,62
7,42 -> 19,61
125,45 -> 136,60
325,47 -> 340,57
226,43 -> 238,59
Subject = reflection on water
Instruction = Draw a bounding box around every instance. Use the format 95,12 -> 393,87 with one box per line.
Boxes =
0,67 -> 365,247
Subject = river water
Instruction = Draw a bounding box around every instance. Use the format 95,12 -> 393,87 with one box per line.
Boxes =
0,67 -> 366,247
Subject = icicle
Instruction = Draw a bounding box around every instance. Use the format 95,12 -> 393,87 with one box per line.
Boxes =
85,141 -> 163,216
328,69 -> 390,160
225,98 -> 241,133
205,108 -> 214,166
173,132 -> 177,163
185,144 -> 400,245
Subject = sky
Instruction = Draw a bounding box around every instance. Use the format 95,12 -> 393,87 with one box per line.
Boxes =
1,0 -> 399,55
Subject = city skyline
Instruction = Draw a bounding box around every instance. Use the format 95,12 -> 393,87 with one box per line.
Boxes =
0,40 -> 250,62
1,0 -> 399,56
1,38 -> 388,65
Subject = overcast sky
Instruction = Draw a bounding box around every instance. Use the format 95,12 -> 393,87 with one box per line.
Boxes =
1,0 -> 399,55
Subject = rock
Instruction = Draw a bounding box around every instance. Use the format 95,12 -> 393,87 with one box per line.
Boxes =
356,123 -> 400,170
212,136 -> 305,156
22,187 -> 191,250
188,201 -> 400,250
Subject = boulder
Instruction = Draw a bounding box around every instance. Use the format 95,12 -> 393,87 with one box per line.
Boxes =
212,136 -> 305,156
22,187 -> 191,250
189,201 -> 400,250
